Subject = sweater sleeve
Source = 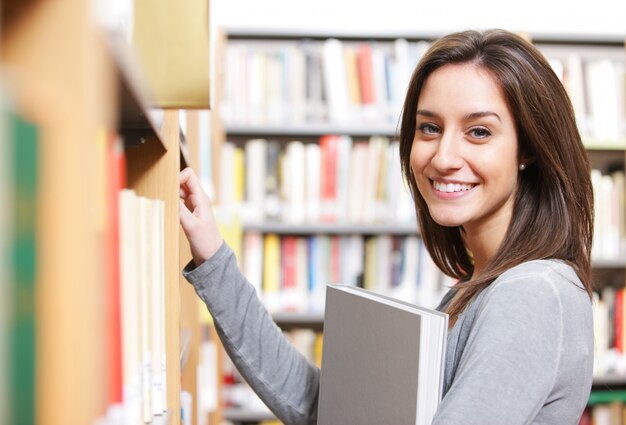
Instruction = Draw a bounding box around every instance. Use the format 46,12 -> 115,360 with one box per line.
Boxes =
182,243 -> 320,425
432,273 -> 563,425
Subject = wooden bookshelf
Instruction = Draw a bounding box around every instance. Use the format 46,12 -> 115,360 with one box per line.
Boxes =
1,1 -> 213,424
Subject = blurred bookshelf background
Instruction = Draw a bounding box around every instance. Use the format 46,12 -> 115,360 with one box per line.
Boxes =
1,0 -> 626,424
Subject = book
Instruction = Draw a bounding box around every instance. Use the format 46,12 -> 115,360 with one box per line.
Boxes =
7,109 -> 39,425
318,285 -> 448,425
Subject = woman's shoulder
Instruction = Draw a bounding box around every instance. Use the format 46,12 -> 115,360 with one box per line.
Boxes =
481,259 -> 591,313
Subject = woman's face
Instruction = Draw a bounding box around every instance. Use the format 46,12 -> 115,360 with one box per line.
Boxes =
410,63 -> 520,238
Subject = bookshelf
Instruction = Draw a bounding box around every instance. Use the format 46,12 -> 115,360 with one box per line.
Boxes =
0,2 -> 216,425
213,28 -> 626,424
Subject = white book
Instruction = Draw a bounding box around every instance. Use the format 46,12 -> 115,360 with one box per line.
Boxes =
318,285 -> 448,425
119,190 -> 142,425
393,38 -> 411,110
284,141 -> 306,223
362,137 -> 383,223
322,38 -> 349,124
586,59 -> 620,142
591,293 -> 609,376
265,53 -> 282,124
248,51 -> 264,125
418,241 -> 443,309
370,43 -> 389,125
590,170 -> 603,260
243,231 -> 264,296
157,200 -> 167,411
600,174 -> 619,259
287,43 -> 307,124
304,143 -> 321,223
342,235 -> 364,287
347,142 -> 368,223
219,142 -> 236,208
137,196 -> 152,423
335,135 -> 353,223
244,139 -> 267,222
565,54 -> 588,136
198,110 -> 214,201
148,199 -> 164,415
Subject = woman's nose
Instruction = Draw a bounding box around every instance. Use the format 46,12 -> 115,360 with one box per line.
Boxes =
431,133 -> 464,171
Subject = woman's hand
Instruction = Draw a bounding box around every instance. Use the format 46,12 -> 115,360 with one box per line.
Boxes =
179,167 -> 223,266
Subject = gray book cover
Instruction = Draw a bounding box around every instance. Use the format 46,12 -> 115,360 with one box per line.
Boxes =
317,285 -> 447,425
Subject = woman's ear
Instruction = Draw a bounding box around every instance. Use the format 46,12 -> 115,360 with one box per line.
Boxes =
518,152 -> 535,169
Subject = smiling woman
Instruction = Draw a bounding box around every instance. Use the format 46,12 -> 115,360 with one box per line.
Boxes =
411,63 -> 521,267
399,30 -> 594,317
397,30 -> 594,423
179,29 -> 594,425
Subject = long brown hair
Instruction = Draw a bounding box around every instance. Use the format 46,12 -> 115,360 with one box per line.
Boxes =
399,29 -> 594,319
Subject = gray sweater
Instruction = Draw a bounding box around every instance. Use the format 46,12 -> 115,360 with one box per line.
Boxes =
183,243 -> 593,425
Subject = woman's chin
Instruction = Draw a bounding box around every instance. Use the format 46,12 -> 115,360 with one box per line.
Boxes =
429,213 -> 466,228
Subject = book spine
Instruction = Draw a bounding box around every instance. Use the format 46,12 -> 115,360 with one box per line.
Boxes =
10,112 -> 38,425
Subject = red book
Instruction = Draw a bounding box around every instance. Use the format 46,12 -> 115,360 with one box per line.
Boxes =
330,236 -> 341,284
356,44 -> 375,104
281,236 -> 298,290
615,289 -> 623,353
320,135 -> 339,222
107,135 -> 126,403
577,407 -> 591,425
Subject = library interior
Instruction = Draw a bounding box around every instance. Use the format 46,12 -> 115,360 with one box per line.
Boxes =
1,0 -> 626,424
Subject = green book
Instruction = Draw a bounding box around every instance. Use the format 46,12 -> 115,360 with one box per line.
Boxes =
10,111 -> 38,425
588,390 -> 626,405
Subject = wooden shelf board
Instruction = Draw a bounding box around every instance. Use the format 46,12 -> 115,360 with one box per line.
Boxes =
242,222 -> 419,235
592,375 -> 626,387
105,33 -> 166,149
225,123 -> 398,137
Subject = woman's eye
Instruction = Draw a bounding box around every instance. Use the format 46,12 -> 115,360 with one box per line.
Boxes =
469,127 -> 491,138
418,123 -> 440,135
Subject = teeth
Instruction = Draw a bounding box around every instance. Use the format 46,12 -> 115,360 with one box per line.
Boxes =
433,181 -> 475,193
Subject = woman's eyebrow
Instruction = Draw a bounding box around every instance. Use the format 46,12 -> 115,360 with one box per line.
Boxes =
416,109 -> 440,118
416,110 -> 502,122
463,111 -> 502,122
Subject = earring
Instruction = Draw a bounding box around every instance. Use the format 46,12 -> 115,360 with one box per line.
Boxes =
519,164 -> 526,171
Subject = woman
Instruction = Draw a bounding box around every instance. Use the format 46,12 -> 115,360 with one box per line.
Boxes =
180,29 -> 594,424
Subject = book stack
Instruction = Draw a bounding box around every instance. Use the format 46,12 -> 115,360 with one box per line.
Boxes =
547,52 -> 626,147
118,189 -> 168,424
242,233 -> 449,314
222,38 -> 431,127
591,169 -> 626,261
219,136 -> 416,225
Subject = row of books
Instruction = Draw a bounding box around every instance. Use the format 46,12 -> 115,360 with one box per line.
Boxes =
592,169 -> 626,261
222,38 -> 427,127
0,99 -> 38,425
117,189 -> 168,425
548,54 -> 625,145
580,397 -> 626,425
241,232 -> 451,314
592,285 -> 626,377
219,136 -> 415,224
221,38 -> 626,144
96,137 -> 169,425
